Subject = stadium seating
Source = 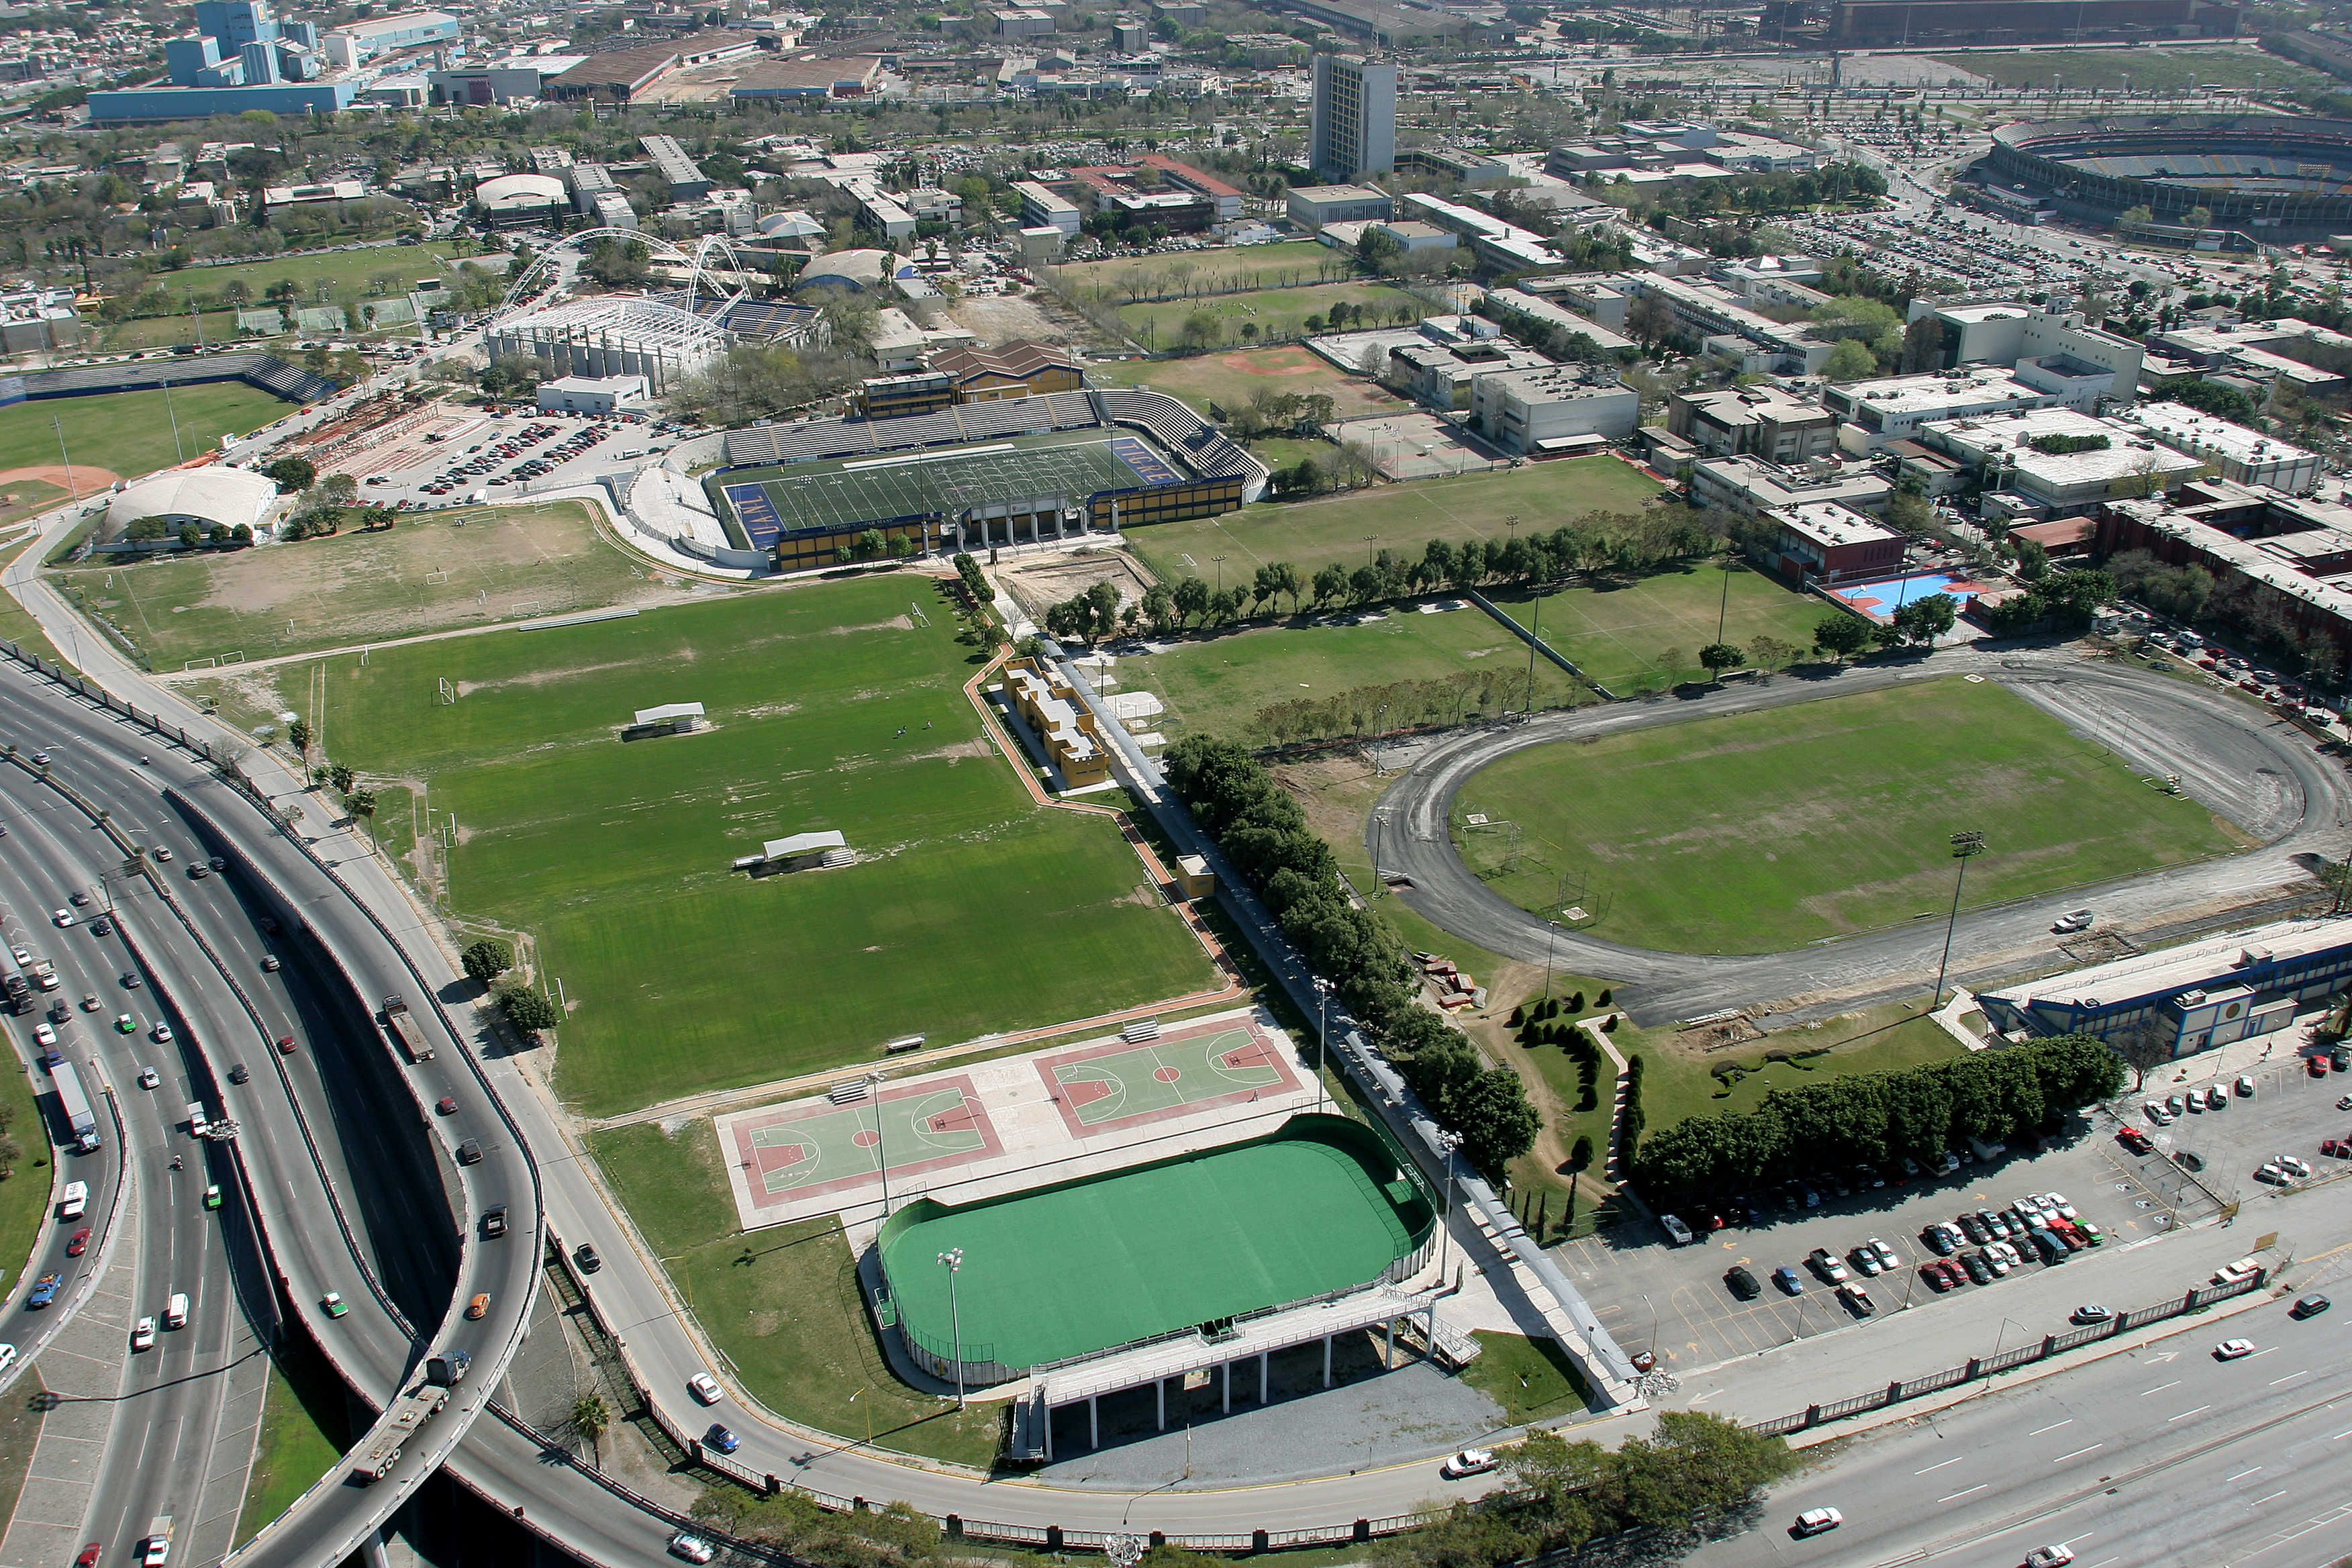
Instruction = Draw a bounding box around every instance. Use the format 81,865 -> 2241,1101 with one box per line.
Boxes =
0,351 -> 340,411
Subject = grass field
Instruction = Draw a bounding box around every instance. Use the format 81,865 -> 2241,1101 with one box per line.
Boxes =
1459,1331 -> 1589,1422
591,1118 -> 1004,1465
1127,457 -> 1664,587
1618,999 -> 1969,1138
1046,241 -> 1350,302
1119,281 -> 1424,352
93,242 -> 471,350
1482,567 -> 1830,695
1122,599 -> 1587,742
1457,678 -> 2251,953
235,1333 -> 348,1545
63,499 -> 666,671
0,1062 -> 48,1298
878,1120 -> 1429,1371
0,383 -> 294,485
1926,47 -> 2331,93
279,575 -> 1216,1115
1088,347 -> 1407,421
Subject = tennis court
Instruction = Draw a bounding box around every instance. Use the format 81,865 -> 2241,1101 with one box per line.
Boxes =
877,1117 -> 1434,1375
1037,1022 -> 1297,1137
720,437 -> 1179,547
726,1074 -> 1004,1206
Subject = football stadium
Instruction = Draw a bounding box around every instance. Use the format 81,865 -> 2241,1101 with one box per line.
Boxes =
1988,115 -> 2352,232
706,387 -> 1268,572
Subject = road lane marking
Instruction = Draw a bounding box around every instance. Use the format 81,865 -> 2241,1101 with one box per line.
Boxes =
2247,1346 -> 2278,1359
2251,1490 -> 2288,1506
2169,1406 -> 2212,1421
2331,1428 -> 2352,1440
2143,1380 -> 2182,1395
2228,1468 -> 2265,1482
1937,1485 -> 1987,1502
2029,1420 -> 2073,1434
2053,1444 -> 2104,1463
1914,1457 -> 1964,1474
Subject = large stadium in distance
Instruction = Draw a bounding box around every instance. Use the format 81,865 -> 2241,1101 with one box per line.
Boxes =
705,388 -> 1267,572
1988,114 -> 2352,233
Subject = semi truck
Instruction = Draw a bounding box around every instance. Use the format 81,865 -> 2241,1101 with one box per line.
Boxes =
382,995 -> 434,1063
53,1060 -> 99,1153
350,1348 -> 469,1483
3,972 -> 29,1013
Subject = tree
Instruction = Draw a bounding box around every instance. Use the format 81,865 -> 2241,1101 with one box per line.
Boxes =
1141,581 -> 1176,633
1569,1133 -> 1594,1171
287,721 -> 311,756
462,938 -> 515,984
1900,313 -> 1945,375
1452,1067 -> 1541,1176
1312,565 -> 1348,607
317,473 -> 358,509
502,983 -> 562,1032
2013,536 -> 2051,582
262,455 -> 315,493
1812,612 -> 1873,663
1172,575 -> 1210,624
1601,1410 -> 1801,1532
1822,338 -> 1878,381
572,1392 -> 609,1467
2184,205 -> 2212,232
1698,642 -> 1746,681
345,787 -> 377,828
328,765 -> 355,794
1748,633 -> 1795,671
2114,1018 -> 2173,1091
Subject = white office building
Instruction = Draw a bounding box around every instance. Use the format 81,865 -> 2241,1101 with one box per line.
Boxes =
1310,54 -> 1395,181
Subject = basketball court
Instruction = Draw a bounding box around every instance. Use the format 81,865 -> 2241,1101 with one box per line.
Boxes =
726,1074 -> 1004,1208
1038,1024 -> 1297,1138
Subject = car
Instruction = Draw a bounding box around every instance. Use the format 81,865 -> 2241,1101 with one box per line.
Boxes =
276,1034 -> 295,1055
151,848 -> 170,863
1868,1236 -> 1898,1269
1977,1248 -> 2011,1277
2118,1127 -> 2155,1154
2044,1192 -> 2076,1219
76,1545 -> 99,1568
1808,1248 -> 1850,1282
2025,1548 -> 2077,1568
2312,1057 -> 2331,1079
669,1535 -> 717,1565
436,1095 -> 457,1116
226,1062 -> 246,1084
30,1022 -> 54,1050
2216,1338 -> 2257,1360
120,973 -> 138,989
29,750 -> 46,765
1724,1265 -> 1761,1300
2337,1047 -> 2351,1073
2237,1075 -> 2256,1096
202,1183 -> 222,1210
1979,1208 -> 2012,1239
2282,1153 -> 2314,1177
2053,909 -> 2093,932
1920,1261 -> 1955,1291
67,891 -> 87,908
187,865 -> 209,880
575,1243 -> 601,1273
1853,1163 -> 1885,1189
1920,1223 -> 1957,1255
77,993 -> 96,1011
130,1318 -> 153,1351
1849,1245 -> 1882,1277
1660,1212 -> 1693,1245
466,1292 -> 490,1320
2165,1094 -> 2186,1116
2206,1085 -> 2228,1110
483,1204 -> 507,1238
2070,1304 -> 2112,1324
2214,1257 -> 2261,1284
1792,1508 -> 1843,1537
2339,1095 -> 2352,1112
1836,1283 -> 1876,1316
2291,1295 -> 2331,1318
456,1139 -> 481,1165
1441,1448 -> 1497,1478
1773,1265 -> 1806,1295
26,1272 -> 59,1308
322,1290 -> 349,1318
153,1022 -> 173,1044
136,1067 -> 158,1089
113,1014 -> 134,1034
2144,1099 -> 2171,1124
65,1226 -> 89,1257
688,1371 -> 723,1404
49,910 -> 69,928
89,920 -> 108,936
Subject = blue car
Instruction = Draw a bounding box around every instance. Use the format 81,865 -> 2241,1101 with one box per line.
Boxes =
26,1273 -> 60,1308
1773,1265 -> 1805,1295
705,1423 -> 740,1455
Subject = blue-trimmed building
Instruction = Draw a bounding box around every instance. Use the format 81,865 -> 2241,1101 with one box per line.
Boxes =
1976,916 -> 2352,1058
89,78 -> 360,124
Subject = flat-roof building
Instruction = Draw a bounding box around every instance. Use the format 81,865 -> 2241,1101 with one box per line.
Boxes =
1469,366 -> 1639,454
1287,183 -> 1393,228
1764,499 -> 1903,585
2122,403 -> 2321,494
322,9 -> 459,67
1824,365 -> 2063,452
1669,386 -> 1839,464
1689,452 -> 1891,517
539,373 -> 648,413
641,134 -> 712,201
1920,407 -> 2205,515
1013,179 -> 1082,236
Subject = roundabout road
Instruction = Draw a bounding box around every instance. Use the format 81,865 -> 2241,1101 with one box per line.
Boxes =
1369,646 -> 2352,1026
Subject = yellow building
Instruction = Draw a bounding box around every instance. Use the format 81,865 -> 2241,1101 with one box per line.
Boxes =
1001,657 -> 1114,788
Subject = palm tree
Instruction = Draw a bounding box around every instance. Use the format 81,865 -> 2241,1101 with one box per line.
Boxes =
573,1393 -> 610,1467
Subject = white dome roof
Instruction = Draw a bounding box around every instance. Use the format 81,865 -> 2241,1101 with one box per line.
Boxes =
107,467 -> 278,534
477,173 -> 568,207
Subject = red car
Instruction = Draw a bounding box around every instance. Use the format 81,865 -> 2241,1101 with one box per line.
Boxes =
1920,1261 -> 1955,1291
2314,1057 -> 2333,1078
64,1226 -> 89,1257
77,1545 -> 99,1568
2322,1138 -> 2352,1159
2118,1126 -> 2156,1154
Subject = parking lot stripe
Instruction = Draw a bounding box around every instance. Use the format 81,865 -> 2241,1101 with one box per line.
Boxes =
1936,1485 -> 1987,1503
1914,1456 -> 1964,1474
2250,1490 -> 2289,1506
2053,1444 -> 2103,1463
2168,1406 -> 2212,1422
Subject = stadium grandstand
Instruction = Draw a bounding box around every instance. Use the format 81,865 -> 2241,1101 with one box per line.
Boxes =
709,387 -> 1267,571
1988,116 -> 2352,234
0,350 -> 340,410
484,288 -> 820,395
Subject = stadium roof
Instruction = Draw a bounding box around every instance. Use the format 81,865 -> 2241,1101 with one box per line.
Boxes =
798,248 -> 890,292
109,468 -> 277,534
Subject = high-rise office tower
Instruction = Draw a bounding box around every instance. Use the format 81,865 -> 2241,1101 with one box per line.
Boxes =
1310,53 -> 1396,181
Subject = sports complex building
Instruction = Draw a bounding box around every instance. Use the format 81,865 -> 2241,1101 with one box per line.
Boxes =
1986,116 -> 2352,234
707,388 -> 1268,572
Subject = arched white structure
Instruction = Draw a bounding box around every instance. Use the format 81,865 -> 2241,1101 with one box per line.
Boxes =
495,228 -> 755,321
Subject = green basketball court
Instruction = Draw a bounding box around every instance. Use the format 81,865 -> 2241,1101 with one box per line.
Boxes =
877,1118 -> 1433,1373
729,1074 -> 1002,1206
1038,1025 -> 1296,1136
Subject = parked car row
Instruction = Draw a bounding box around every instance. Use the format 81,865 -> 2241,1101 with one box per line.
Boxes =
2143,1077 -> 2255,1125
419,420 -> 616,496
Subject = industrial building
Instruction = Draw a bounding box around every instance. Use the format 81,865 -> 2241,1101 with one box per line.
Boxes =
1467,366 -> 1638,454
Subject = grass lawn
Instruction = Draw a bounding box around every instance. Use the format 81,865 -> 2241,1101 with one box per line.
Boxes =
1118,281 -> 1425,352
1121,600 -> 1586,744
1457,677 -> 2251,953
593,1122 -> 1003,1464
1127,457 -> 1663,586
1089,348 -> 1406,421
1926,47 -> 2331,93
0,383 -> 293,485
1459,1331 -> 1591,1423
0,1061 -> 49,1296
1484,564 -> 1830,695
0,1371 -> 43,1536
1045,241 -> 1349,301
235,1330 -> 350,1545
61,499 -> 662,670
1615,999 -> 1969,1142
278,574 -> 1215,1116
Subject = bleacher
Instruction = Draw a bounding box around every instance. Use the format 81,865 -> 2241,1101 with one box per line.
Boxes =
1094,388 -> 1263,483
0,351 -> 342,411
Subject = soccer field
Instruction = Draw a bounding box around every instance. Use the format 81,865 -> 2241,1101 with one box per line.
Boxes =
282,575 -> 1219,1116
718,437 -> 1170,546
878,1117 -> 1432,1373
1457,679 -> 2253,953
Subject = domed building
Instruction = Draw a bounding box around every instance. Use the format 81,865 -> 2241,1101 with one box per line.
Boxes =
107,468 -> 279,538
475,172 -> 569,229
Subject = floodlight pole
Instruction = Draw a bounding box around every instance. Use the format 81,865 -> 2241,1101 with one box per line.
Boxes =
1543,919 -> 1560,1004
1313,976 -> 1331,1115
868,1072 -> 892,1217
1932,831 -> 1986,1010
1436,1133 -> 1461,1282
937,1247 -> 966,1408
1211,553 -> 1227,597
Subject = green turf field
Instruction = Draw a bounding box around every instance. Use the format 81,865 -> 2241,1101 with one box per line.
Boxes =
1118,281 -> 1425,351
743,1083 -> 987,1199
878,1117 -> 1431,1371
0,383 -> 294,483
1045,241 -> 1351,303
1047,1026 -> 1287,1126
720,438 -> 1152,534
1126,456 -> 1664,585
285,575 -> 1218,1116
1456,678 -> 2251,953
1087,348 -> 1407,421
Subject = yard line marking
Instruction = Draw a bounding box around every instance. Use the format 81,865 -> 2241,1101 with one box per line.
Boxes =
2029,1420 -> 2073,1435
1937,1485 -> 1988,1503
2053,1444 -> 2104,1463
1914,1457 -> 1965,1474
2169,1406 -> 2212,1422
2271,1371 -> 2310,1385
2229,1468 -> 2266,1483
2143,1380 -> 2182,1395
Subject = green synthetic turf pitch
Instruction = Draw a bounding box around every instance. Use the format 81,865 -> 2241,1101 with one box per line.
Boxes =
744,1083 -> 986,1198
723,439 -> 1156,534
880,1118 -> 1431,1371
1047,1028 -> 1285,1127
1456,678 -> 2251,953
290,574 -> 1218,1116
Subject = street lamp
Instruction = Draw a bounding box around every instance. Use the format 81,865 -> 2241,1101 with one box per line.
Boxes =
936,1248 -> 967,1408
867,1072 -> 892,1217
1434,1130 -> 1462,1283
1932,831 -> 1986,1010
1312,975 -> 1332,1115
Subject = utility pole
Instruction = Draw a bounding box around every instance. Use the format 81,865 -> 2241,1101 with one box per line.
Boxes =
1932,831 -> 1986,1010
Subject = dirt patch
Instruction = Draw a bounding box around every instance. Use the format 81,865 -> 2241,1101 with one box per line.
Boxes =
826,616 -> 912,635
458,658 -> 649,696
1218,348 -> 1324,376
950,292 -> 1098,348
994,546 -> 1159,622
908,737 -> 994,763
0,464 -> 119,498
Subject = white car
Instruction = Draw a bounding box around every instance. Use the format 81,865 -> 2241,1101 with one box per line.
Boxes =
152,1022 -> 173,1044
668,1534 -> 716,1565
49,910 -> 70,928
2043,1192 -> 2076,1219
1441,1447 -> 1498,1478
687,1372 -> 722,1405
137,1067 -> 158,1089
32,1023 -> 54,1047
2146,1102 -> 2174,1126
130,1317 -> 154,1352
2280,1155 -> 2313,1177
1792,1507 -> 1844,1536
2215,1338 -> 2257,1360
